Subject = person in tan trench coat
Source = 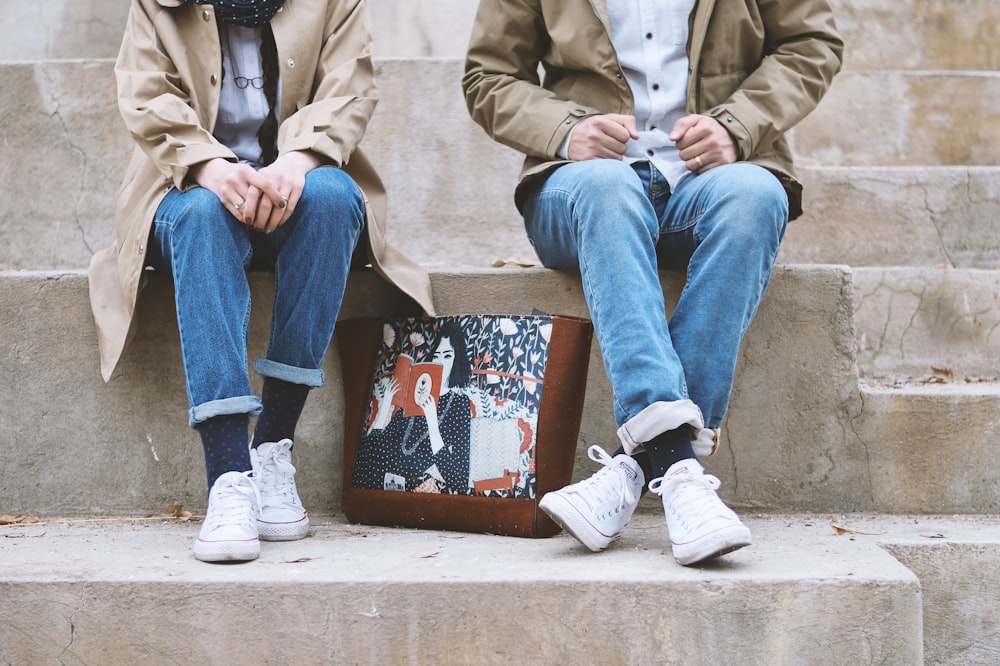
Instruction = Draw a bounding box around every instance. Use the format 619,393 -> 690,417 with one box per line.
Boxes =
89,0 -> 434,563
464,0 -> 842,565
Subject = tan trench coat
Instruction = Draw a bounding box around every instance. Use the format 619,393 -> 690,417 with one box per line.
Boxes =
462,0 -> 844,219
89,0 -> 434,381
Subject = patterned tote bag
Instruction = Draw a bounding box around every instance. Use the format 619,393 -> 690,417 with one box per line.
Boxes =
336,313 -> 593,537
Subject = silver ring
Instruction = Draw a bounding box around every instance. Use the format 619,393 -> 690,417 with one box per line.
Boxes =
233,199 -> 244,211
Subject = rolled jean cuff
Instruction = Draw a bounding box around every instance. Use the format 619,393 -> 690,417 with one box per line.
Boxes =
254,358 -> 324,388
616,399 -> 704,455
189,395 -> 263,428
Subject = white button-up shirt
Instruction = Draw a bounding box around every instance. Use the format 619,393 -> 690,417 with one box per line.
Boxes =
561,0 -> 695,190
608,0 -> 695,189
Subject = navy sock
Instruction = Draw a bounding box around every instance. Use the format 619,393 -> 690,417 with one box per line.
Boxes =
251,377 -> 310,448
645,426 -> 697,479
195,412 -> 250,490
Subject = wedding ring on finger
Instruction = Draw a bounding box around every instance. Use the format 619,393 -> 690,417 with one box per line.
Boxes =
278,194 -> 289,209
695,155 -> 704,168
233,199 -> 244,211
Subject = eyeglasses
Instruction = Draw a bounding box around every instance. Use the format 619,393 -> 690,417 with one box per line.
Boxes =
234,76 -> 265,90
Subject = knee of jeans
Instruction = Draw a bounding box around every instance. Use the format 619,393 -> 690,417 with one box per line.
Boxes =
303,168 -> 365,214
571,159 -> 641,195
714,168 -> 788,242
158,188 -> 231,242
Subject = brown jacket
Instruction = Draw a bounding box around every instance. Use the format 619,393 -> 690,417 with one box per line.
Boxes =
462,0 -> 844,218
89,0 -> 434,381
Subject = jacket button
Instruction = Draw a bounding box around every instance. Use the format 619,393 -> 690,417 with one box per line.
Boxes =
210,74 -> 218,85
286,58 -> 296,68
202,9 -> 211,21
726,116 -> 734,123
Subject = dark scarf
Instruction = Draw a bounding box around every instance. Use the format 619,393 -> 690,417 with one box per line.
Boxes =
192,0 -> 285,27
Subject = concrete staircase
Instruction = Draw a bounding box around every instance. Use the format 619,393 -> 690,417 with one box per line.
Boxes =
1,1 -> 998,663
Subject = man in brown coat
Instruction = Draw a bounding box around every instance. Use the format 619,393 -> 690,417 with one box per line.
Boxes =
463,0 -> 843,565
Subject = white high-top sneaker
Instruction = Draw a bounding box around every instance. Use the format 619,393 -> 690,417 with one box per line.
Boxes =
193,471 -> 261,563
251,439 -> 310,541
649,458 -> 751,565
539,445 -> 644,551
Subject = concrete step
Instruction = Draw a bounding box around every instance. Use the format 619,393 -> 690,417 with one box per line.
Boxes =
853,267 -> 1000,382
832,0 -> 1000,71
13,512 -> 998,665
784,166 -> 1000,270
791,70 -> 1000,167
2,59 -> 999,273
2,0 -> 998,71
6,265 -> 1000,517
1,265 -> 868,516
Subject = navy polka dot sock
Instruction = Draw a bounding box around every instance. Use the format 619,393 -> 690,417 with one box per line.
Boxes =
614,427 -> 695,496
196,412 -> 251,490
645,426 -> 697,478
251,377 -> 310,449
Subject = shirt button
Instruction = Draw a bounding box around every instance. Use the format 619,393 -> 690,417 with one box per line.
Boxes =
646,32 -> 653,39
652,83 -> 660,91
646,149 -> 654,157
287,58 -> 296,68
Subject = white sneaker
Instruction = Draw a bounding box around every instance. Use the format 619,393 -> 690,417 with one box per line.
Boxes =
649,459 -> 751,566
193,471 -> 261,563
251,439 -> 310,541
539,445 -> 644,552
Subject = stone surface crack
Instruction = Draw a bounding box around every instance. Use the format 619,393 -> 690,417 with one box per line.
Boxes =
56,616 -> 76,665
39,64 -> 94,256
923,174 -> 956,268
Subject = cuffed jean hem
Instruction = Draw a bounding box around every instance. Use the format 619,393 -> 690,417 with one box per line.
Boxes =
254,358 -> 324,388
189,395 -> 263,428
616,399 -> 704,455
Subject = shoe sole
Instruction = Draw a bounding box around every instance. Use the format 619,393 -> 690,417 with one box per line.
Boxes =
672,523 -> 751,566
193,538 -> 261,563
258,516 -> 310,542
539,493 -> 617,552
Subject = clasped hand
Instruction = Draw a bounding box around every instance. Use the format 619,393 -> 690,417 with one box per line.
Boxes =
190,150 -> 322,234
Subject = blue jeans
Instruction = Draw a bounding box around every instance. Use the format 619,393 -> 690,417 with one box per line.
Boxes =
522,160 -> 787,452
150,166 -> 365,427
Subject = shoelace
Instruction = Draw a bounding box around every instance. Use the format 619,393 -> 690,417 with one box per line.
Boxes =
256,445 -> 298,503
206,471 -> 261,529
648,470 -> 725,527
575,445 -> 638,511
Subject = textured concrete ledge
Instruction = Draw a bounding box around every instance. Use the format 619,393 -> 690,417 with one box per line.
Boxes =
852,267 -> 1000,381
0,266 -> 869,516
785,167 -> 1000,270
0,513 -> 933,665
7,264 -> 1000,516
790,71 -> 1000,167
